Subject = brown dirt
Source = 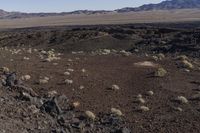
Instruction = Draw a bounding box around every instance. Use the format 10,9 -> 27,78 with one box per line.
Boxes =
0,47 -> 199,132
0,24 -> 199,132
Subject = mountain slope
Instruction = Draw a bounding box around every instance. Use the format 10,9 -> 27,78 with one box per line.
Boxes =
116,0 -> 200,12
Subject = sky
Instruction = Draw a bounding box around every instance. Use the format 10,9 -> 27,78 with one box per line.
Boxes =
0,0 -> 165,13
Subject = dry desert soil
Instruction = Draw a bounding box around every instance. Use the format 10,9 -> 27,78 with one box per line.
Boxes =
0,23 -> 199,132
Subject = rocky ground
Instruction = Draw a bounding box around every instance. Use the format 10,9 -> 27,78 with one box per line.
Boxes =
0,24 -> 199,132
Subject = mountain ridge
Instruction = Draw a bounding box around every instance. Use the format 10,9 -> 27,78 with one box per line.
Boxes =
0,0 -> 200,19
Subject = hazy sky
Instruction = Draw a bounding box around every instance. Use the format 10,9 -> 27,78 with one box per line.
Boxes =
0,0 -> 165,13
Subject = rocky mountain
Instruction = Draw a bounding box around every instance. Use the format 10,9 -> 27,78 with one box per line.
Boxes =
116,0 -> 200,12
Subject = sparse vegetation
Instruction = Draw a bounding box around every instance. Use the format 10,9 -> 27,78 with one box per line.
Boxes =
111,108 -> 123,116
139,106 -> 150,112
177,96 -> 188,104
111,84 -> 120,90
85,111 -> 96,120
137,97 -> 146,104
154,67 -> 167,77
146,91 -> 154,96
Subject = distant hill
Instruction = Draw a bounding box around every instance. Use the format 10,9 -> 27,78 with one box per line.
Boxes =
0,9 -> 112,19
1,0 -> 200,19
116,0 -> 200,12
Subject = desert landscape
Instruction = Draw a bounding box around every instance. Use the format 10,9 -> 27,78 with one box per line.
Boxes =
0,0 -> 200,133
1,9 -> 200,29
